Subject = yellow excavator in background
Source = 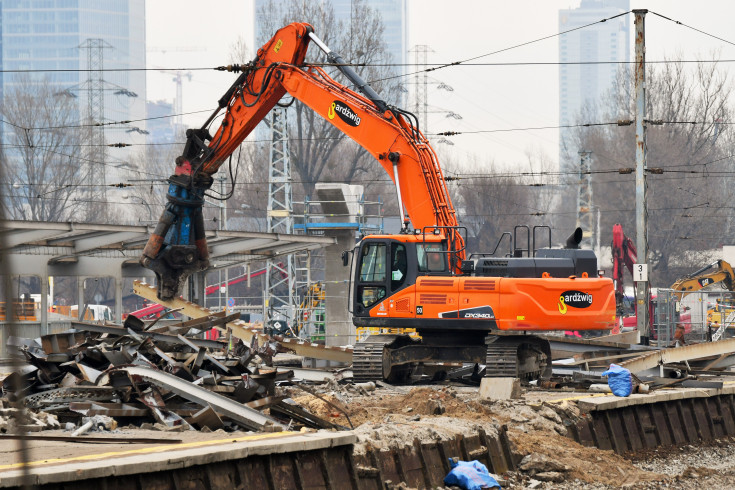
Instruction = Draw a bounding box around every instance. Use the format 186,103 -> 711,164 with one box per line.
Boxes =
671,260 -> 735,340
670,260 -> 735,300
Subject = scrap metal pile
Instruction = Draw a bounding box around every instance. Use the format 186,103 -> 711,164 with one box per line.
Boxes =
1,312 -> 347,433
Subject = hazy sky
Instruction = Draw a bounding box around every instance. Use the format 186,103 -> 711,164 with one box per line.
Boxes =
146,1 -> 735,169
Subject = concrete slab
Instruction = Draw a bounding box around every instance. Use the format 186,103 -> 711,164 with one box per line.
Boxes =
576,384 -> 735,412
479,377 -> 521,400
620,337 -> 735,374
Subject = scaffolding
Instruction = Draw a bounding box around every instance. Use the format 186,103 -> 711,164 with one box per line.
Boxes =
293,195 -> 385,237
289,195 -> 386,342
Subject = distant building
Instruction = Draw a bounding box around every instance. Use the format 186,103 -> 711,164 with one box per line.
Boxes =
0,0 -> 147,193
0,7 -> 3,104
558,0 -> 630,176
331,0 -> 408,77
146,100 -> 176,143
0,0 -> 146,140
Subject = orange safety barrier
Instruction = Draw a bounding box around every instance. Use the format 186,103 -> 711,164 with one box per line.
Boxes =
0,301 -> 38,321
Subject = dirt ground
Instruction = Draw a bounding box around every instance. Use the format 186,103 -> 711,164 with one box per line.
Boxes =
287,383 -> 734,488
4,382 -> 735,488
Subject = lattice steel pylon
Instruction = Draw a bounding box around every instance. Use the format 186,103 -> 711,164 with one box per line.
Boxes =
79,39 -> 108,218
265,107 -> 296,330
409,45 -> 430,133
576,151 -> 595,249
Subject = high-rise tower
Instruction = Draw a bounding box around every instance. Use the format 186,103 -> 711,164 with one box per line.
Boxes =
559,0 -> 629,177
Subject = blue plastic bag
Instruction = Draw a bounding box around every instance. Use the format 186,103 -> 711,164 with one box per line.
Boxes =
602,363 -> 633,397
443,459 -> 501,490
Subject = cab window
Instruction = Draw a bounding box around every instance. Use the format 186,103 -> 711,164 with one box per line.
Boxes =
358,242 -> 387,307
391,243 -> 408,290
417,243 -> 447,273
360,242 -> 386,281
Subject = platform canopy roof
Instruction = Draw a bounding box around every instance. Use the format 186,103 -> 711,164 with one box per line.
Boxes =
1,220 -> 335,278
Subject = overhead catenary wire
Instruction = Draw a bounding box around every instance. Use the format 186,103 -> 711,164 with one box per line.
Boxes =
5,192 -> 726,219
8,57 -> 735,76
649,11 -> 735,49
0,115 -> 727,141
6,10 -> 735,224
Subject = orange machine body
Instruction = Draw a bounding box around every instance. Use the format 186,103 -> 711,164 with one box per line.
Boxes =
351,234 -> 615,334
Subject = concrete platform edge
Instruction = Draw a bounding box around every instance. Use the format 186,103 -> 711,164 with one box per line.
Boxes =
577,384 -> 735,412
0,430 -> 356,487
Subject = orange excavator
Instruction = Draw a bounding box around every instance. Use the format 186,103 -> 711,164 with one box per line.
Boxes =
141,23 -> 616,382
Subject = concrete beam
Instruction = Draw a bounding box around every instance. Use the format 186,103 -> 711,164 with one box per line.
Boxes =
1,228 -> 71,249
577,385 -> 735,412
66,231 -> 143,255
0,219 -> 148,235
620,338 -> 735,374
209,238 -> 277,257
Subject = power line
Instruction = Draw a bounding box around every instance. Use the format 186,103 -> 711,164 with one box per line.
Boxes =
7,57 -> 735,76
2,114 -> 725,139
370,10 -> 632,85
650,11 -> 735,49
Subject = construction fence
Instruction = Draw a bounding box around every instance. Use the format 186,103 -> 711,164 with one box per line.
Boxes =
653,288 -> 735,346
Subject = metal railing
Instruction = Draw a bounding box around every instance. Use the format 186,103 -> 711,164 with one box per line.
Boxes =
293,197 -> 385,236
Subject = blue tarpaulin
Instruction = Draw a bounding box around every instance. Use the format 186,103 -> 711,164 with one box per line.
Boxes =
443,459 -> 501,489
602,363 -> 633,397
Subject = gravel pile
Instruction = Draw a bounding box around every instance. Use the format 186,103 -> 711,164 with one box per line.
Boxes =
517,438 -> 735,489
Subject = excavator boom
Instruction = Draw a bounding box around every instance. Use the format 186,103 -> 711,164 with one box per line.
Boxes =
671,260 -> 735,299
141,23 -> 460,300
140,22 -> 615,383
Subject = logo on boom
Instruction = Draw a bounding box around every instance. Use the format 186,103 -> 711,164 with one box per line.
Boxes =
327,101 -> 361,127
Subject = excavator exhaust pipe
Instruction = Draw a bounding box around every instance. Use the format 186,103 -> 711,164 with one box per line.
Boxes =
565,227 -> 583,249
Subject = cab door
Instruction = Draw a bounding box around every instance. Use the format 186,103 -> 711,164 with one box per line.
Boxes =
353,240 -> 389,318
387,241 -> 414,319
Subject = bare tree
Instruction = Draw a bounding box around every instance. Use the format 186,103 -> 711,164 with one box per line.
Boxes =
256,0 -> 402,202
575,57 -> 735,286
1,75 -> 87,222
448,151 -> 560,255
121,142 -> 176,226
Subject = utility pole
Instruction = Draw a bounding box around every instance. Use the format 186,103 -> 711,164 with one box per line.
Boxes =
634,10 -> 650,345
576,151 -> 594,250
218,175 -> 228,312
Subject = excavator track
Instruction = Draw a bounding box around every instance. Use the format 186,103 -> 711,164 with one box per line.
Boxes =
353,334 -> 551,384
353,335 -> 403,382
485,344 -> 523,378
485,335 -> 552,381
352,340 -> 387,382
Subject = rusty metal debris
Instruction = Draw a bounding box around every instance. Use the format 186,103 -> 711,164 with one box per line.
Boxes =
1,308 -> 357,435
113,365 -> 284,431
133,280 -> 353,363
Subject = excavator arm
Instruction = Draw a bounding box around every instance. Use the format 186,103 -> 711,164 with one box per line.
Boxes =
141,23 -> 461,299
611,223 -> 637,317
671,260 -> 735,299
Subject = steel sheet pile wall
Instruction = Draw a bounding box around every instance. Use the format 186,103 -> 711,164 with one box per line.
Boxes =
0,427 -> 515,489
568,389 -> 735,454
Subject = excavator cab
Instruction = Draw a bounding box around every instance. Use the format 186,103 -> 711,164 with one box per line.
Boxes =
349,234 -> 449,319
